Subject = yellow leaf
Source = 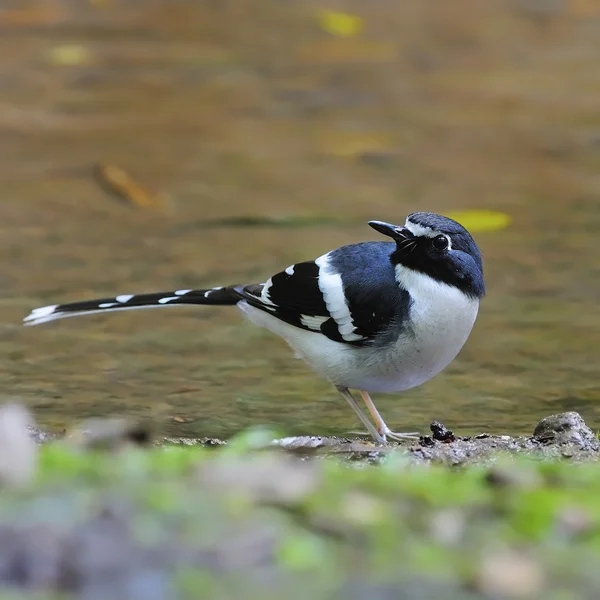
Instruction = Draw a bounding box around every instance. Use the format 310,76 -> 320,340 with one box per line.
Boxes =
445,210 -> 511,233
317,10 -> 362,37
48,45 -> 91,66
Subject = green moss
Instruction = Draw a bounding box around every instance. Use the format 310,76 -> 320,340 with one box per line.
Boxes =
3,442 -> 600,598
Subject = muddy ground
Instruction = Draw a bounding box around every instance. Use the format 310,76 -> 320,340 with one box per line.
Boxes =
29,410 -> 600,467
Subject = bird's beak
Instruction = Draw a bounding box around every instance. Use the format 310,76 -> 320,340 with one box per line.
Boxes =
368,221 -> 412,241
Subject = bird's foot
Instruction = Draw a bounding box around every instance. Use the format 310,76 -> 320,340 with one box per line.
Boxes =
348,428 -> 420,444
380,427 -> 420,443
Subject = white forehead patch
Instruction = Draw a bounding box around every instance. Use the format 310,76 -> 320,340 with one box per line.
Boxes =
405,219 -> 452,249
405,220 -> 437,238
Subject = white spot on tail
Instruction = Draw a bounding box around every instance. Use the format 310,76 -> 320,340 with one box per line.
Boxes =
98,303 -> 118,308
23,305 -> 57,323
115,295 -> 134,303
174,289 -> 191,296
158,297 -> 178,304
315,253 -> 363,342
285,265 -> 295,275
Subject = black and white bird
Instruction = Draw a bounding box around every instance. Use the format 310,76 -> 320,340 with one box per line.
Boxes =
23,212 -> 485,444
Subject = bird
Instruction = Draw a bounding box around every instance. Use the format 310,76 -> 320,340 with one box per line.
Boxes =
23,212 -> 485,444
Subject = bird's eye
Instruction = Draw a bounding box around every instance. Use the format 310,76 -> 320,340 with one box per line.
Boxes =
432,235 -> 449,250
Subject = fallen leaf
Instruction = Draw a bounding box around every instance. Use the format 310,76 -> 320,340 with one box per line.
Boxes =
445,209 -> 511,233
95,164 -> 166,210
317,10 -> 362,37
48,45 -> 91,66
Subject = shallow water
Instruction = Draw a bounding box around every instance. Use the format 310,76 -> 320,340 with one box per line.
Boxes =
1,0 -> 599,438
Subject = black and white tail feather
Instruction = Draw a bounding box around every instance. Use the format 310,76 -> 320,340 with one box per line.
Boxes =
23,287 -> 240,326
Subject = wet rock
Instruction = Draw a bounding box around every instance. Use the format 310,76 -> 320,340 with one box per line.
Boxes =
26,424 -> 56,445
401,412 -> 600,467
274,435 -> 335,451
161,436 -> 227,447
418,435 -> 436,447
272,435 -> 396,464
409,419 -> 527,467
67,418 -> 153,451
532,412 -> 599,451
273,435 -> 370,454
430,421 -> 456,443
410,435 -> 513,467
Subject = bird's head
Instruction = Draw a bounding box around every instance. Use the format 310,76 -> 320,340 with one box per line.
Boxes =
368,212 -> 485,299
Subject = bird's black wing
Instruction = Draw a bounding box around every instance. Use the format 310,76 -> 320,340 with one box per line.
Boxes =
235,242 -> 412,346
234,260 -> 340,337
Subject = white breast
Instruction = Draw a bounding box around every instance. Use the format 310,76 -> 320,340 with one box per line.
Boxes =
362,266 -> 479,392
237,266 -> 479,393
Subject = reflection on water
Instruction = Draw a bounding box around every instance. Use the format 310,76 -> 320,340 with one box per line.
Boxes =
1,0 -> 599,438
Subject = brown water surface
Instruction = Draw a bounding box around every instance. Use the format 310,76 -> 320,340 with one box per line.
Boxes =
1,0 -> 599,438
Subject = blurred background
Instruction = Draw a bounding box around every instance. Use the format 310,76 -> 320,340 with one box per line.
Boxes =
1,0 -> 599,439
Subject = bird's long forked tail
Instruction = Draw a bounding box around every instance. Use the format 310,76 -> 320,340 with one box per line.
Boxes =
23,287 -> 240,326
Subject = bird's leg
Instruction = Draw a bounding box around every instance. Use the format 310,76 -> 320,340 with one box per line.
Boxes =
335,386 -> 386,444
358,390 -> 420,442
